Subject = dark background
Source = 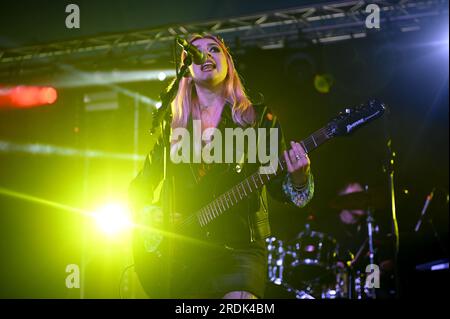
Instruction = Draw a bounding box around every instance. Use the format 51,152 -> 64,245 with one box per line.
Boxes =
0,0 -> 448,298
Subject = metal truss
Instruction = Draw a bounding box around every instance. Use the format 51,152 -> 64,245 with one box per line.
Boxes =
0,0 -> 448,76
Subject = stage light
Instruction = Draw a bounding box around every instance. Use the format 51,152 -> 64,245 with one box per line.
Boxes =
155,101 -> 162,109
93,203 -> 132,237
51,69 -> 176,88
0,139 -> 144,161
0,85 -> 58,108
158,72 -> 167,81
314,74 -> 334,94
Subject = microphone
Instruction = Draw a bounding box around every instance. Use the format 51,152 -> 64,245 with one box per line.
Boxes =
176,37 -> 207,65
415,188 -> 435,232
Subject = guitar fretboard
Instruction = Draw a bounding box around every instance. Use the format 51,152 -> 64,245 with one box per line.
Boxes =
194,125 -> 333,228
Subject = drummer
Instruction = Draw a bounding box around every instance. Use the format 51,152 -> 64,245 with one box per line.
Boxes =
317,182 -> 368,263
317,181 -> 396,298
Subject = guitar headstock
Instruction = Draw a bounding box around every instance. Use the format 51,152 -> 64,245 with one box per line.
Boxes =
326,99 -> 386,137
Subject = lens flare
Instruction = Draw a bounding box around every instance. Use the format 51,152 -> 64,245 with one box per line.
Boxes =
93,203 -> 132,236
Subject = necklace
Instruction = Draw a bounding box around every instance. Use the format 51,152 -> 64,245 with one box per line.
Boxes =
200,104 -> 223,116
199,105 -> 213,113
199,104 -> 224,131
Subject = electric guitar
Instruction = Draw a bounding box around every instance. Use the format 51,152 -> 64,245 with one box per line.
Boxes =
133,99 -> 386,298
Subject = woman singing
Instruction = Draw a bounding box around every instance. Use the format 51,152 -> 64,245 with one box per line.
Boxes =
129,34 -> 314,299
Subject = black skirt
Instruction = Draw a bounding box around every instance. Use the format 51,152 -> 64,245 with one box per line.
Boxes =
176,239 -> 268,298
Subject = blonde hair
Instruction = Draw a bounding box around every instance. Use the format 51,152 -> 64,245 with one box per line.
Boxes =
171,34 -> 255,129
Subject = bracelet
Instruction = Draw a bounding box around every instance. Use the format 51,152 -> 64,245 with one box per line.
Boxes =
292,181 -> 308,191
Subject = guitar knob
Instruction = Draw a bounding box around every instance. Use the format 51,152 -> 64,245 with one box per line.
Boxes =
235,164 -> 242,173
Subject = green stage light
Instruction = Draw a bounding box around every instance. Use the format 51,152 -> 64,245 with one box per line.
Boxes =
93,203 -> 132,237
314,74 -> 334,94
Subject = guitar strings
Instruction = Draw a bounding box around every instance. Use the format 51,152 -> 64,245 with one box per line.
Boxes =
177,126 -> 331,229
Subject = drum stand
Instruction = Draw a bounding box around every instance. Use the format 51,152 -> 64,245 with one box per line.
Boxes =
281,282 -> 315,299
361,184 -> 377,299
348,208 -> 377,300
346,185 -> 377,299
365,205 -> 377,299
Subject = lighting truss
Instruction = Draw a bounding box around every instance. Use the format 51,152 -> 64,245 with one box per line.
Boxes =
0,0 -> 447,77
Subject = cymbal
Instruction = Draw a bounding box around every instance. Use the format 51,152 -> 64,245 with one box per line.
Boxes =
329,189 -> 387,210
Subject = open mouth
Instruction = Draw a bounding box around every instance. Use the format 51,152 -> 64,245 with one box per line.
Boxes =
201,61 -> 216,71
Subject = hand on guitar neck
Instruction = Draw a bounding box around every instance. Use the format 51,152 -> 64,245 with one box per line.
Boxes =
283,141 -> 311,188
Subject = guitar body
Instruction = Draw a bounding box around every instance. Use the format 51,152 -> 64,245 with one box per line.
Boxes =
132,229 -> 196,298
133,163 -> 244,298
132,234 -> 170,298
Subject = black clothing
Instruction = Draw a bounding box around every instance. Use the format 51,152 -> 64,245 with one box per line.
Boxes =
129,103 -> 313,298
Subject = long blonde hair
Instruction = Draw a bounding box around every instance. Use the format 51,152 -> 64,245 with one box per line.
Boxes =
171,34 -> 255,129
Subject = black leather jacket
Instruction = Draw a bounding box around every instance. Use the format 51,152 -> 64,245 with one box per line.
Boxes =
129,103 -> 314,247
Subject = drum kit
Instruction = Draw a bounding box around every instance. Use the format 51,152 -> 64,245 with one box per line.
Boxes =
266,187 -> 391,299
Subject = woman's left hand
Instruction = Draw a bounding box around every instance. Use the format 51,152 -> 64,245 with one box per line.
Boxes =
283,141 -> 311,187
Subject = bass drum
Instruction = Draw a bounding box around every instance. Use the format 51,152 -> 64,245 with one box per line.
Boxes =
265,236 -> 314,299
284,230 -> 339,286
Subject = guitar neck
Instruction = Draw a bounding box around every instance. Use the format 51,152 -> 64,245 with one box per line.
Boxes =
194,125 -> 332,228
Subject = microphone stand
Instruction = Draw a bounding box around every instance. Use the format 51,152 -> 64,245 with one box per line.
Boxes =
151,54 -> 192,297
